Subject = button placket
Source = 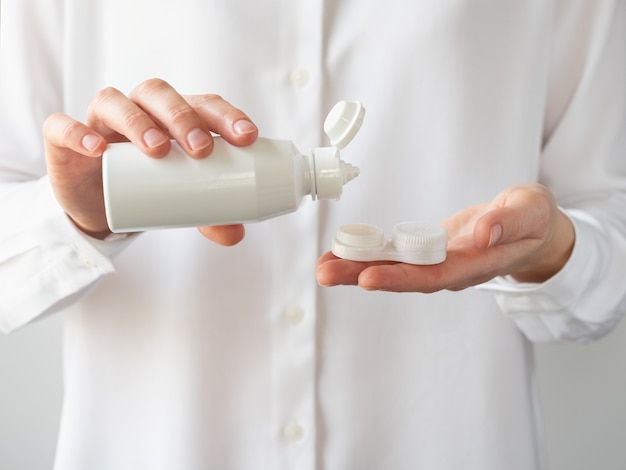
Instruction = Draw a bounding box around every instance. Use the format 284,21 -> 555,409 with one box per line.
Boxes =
275,0 -> 324,144
272,297 -> 316,469
271,0 -> 324,468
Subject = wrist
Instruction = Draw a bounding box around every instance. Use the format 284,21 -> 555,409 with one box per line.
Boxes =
67,214 -> 114,241
512,210 -> 575,283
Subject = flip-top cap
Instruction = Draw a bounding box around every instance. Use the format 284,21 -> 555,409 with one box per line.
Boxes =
323,101 -> 365,149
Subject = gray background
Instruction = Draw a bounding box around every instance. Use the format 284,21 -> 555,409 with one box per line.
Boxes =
1,311 -> 626,469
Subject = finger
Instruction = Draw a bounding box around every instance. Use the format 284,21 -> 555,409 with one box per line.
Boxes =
357,264 -> 444,292
185,94 -> 258,147
318,258 -> 446,292
43,114 -> 111,236
43,112 -> 107,158
316,257 -> 366,286
316,253 -> 394,287
130,79 -> 215,158
316,251 -> 340,267
87,86 -> 171,157
353,246 -> 500,292
197,225 -> 246,246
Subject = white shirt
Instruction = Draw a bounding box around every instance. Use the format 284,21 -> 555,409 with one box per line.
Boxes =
1,1 -> 625,469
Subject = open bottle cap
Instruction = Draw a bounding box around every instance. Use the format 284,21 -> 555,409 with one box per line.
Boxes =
323,101 -> 365,149
311,100 -> 364,200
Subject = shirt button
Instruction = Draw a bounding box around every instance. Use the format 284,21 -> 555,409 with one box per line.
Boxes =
284,305 -> 305,326
283,422 -> 304,441
79,253 -> 96,269
289,68 -> 310,87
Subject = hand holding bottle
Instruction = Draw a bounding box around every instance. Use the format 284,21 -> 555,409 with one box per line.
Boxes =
42,78 -> 258,244
102,100 -> 363,233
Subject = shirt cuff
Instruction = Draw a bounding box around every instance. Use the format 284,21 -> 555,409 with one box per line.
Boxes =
0,179 -> 136,333
476,210 -> 601,342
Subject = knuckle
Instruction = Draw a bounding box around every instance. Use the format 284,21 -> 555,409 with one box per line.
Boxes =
194,94 -> 225,107
198,94 -> 240,119
43,113 -> 85,146
223,106 -> 247,122
42,112 -> 64,135
60,120 -> 85,142
87,86 -> 122,117
191,94 -> 250,122
120,108 -> 148,129
92,86 -> 121,106
167,103 -> 198,126
424,267 -> 447,293
130,78 -> 170,99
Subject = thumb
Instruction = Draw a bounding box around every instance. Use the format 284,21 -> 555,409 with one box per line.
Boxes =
473,190 -> 552,249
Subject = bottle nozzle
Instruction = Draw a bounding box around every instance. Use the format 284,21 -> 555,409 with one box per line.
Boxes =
341,161 -> 360,184
312,147 -> 360,200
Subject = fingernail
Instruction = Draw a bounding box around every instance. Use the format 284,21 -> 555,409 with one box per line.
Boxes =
187,128 -> 212,151
233,119 -> 257,135
143,128 -> 168,149
82,134 -> 102,152
488,224 -> 502,248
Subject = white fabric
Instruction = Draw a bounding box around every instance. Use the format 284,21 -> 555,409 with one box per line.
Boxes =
1,1 -> 625,469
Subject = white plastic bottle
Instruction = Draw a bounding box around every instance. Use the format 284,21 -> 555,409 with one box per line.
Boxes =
102,101 -> 364,233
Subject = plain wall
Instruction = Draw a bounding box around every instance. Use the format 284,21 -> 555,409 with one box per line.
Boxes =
0,315 -> 63,470
535,320 -> 626,470
1,312 -> 626,469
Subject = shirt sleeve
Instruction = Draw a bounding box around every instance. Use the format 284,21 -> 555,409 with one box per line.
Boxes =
0,0 -> 132,333
479,1 -> 626,343
0,178 -> 135,334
